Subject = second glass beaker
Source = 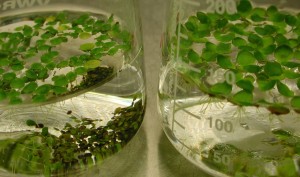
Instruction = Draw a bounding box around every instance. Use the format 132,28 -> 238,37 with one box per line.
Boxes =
159,0 -> 300,176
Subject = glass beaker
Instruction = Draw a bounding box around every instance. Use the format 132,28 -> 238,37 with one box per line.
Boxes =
159,0 -> 300,176
0,0 -> 145,176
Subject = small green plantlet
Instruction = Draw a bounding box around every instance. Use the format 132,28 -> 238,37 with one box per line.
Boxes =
80,43 -> 95,51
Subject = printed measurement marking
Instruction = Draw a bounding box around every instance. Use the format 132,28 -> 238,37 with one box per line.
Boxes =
176,138 -> 194,153
174,102 -> 202,120
176,84 -> 187,93
175,60 -> 202,73
208,117 -> 234,133
213,152 -> 231,166
182,0 -> 201,7
174,119 -> 185,129
206,0 -> 237,14
208,68 -> 236,85
0,0 -> 50,10
225,70 -> 236,85
176,107 -> 202,121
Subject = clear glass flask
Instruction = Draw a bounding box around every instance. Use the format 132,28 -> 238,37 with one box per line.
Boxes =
159,0 -> 300,176
0,0 -> 145,176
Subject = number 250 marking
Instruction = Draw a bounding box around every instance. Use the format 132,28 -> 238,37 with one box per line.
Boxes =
206,0 -> 237,14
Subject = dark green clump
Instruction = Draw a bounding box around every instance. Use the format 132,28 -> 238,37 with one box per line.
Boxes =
0,99 -> 143,176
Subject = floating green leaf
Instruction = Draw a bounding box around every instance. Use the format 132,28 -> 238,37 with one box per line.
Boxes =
53,86 -> 68,95
35,84 -> 52,95
188,49 -> 201,64
32,94 -> 46,102
196,12 -> 210,24
251,14 -> 265,22
75,67 -> 87,75
0,90 -> 7,101
270,11 -> 286,23
232,90 -> 253,106
22,25 -> 33,37
248,33 -> 263,47
262,36 -> 275,47
243,65 -> 261,73
236,79 -> 254,92
277,158 -> 298,177
3,72 -> 16,81
232,37 -> 247,47
274,45 -> 293,62
185,16 -> 198,32
41,51 -> 59,63
215,32 -> 235,42
66,72 -> 77,82
0,58 -> 10,66
216,43 -> 231,54
229,25 -> 246,35
284,70 -> 300,79
217,55 -> 234,69
267,5 -> 278,16
80,43 -> 95,51
46,62 -> 56,70
237,0 -> 252,15
11,64 -> 24,71
108,47 -> 119,56
22,82 -> 38,94
79,32 -> 92,39
261,44 -> 276,55
10,78 -> 25,89
291,97 -> 300,110
277,81 -> 294,97
264,62 -> 282,77
50,37 -> 68,45
84,60 -> 101,69
257,79 -> 276,91
210,82 -> 232,95
52,75 -> 68,87
42,127 -> 49,136
215,18 -> 228,29
237,50 -> 256,66
275,34 -> 288,45
264,25 -> 277,35
201,49 -> 218,61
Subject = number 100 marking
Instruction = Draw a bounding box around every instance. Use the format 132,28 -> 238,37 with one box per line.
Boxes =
208,117 -> 233,133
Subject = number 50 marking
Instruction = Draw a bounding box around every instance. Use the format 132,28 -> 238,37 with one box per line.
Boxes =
206,0 -> 237,14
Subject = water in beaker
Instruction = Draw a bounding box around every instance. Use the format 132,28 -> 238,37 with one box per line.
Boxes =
159,0 -> 300,176
0,0 -> 145,176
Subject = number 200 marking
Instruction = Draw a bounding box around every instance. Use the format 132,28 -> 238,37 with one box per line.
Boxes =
206,0 -> 237,14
